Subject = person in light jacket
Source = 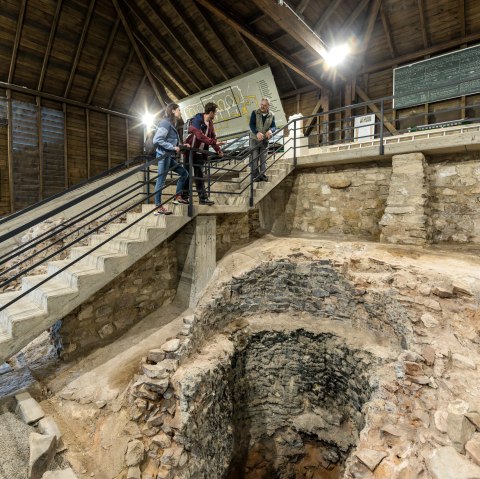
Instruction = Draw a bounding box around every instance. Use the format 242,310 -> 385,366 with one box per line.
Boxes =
152,103 -> 189,215
249,98 -> 276,182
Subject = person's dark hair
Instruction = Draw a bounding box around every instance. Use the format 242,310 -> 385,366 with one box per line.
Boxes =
165,103 -> 180,123
204,102 -> 218,114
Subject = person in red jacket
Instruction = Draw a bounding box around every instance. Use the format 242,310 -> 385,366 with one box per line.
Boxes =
184,102 -> 224,205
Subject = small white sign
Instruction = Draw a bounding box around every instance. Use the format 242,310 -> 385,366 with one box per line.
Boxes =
354,114 -> 375,142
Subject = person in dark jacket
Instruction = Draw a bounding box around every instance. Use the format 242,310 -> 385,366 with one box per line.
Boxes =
249,98 -> 276,182
152,103 -> 189,215
184,102 -> 224,205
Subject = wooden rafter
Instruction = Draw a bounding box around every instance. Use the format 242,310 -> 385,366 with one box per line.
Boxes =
363,0 -> 382,51
361,30 -> 480,74
194,2 -> 244,75
459,0 -> 466,37
108,49 -> 134,109
0,80 -> 136,119
142,0 -> 213,88
166,0 -> 228,81
196,0 -> 327,91
380,3 -> 396,58
124,0 -> 200,92
417,0 -> 429,49
87,18 -> 120,104
38,0 -> 63,91
129,75 -> 146,114
64,0 -> 96,98
8,0 -> 27,83
280,63 -> 298,91
255,0 -> 327,58
313,0 -> 342,33
297,0 -> 312,16
237,33 -> 261,68
111,0 -> 166,108
248,12 -> 267,25
342,0 -> 371,32
133,29 -> 189,98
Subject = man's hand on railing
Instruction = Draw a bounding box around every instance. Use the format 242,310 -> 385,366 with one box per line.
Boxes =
217,150 -> 224,158
256,132 -> 264,141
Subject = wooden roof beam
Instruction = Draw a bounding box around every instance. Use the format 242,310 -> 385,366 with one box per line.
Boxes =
64,0 -> 96,98
38,0 -> 63,91
297,0 -> 312,16
313,0 -> 342,33
280,63 -> 298,91
142,0 -> 213,88
87,18 -> 120,104
380,3 -> 396,58
195,0 -> 328,91
111,0 -> 167,108
133,30 -> 188,99
193,2 -> 244,75
124,0 -> 199,93
248,12 -> 267,26
129,75 -> 146,114
342,0 -> 371,32
418,0 -> 429,49
108,49 -> 134,109
237,33 -> 261,68
166,0 -> 228,82
361,30 -> 480,74
459,0 -> 466,37
362,0 -> 382,51
8,0 -> 27,83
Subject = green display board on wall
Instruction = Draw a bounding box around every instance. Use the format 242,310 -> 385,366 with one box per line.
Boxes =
393,44 -> 480,109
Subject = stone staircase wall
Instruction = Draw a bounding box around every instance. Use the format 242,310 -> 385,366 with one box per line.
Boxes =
380,153 -> 430,245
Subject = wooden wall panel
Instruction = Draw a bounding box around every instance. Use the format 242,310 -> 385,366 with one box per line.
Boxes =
128,120 -> 144,160
12,97 -> 40,210
0,97 -> 9,215
66,105 -> 87,186
110,115 -> 126,166
42,104 -> 65,197
90,111 -> 108,176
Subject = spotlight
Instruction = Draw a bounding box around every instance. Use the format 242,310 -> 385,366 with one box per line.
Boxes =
324,44 -> 351,67
142,112 -> 155,128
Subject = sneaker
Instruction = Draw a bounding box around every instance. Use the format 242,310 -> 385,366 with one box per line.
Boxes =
199,197 -> 215,206
173,195 -> 189,205
154,206 -> 172,215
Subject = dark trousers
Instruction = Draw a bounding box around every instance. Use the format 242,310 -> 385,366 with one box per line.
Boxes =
191,154 -> 207,199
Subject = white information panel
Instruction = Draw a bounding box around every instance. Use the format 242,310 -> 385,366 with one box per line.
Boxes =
354,114 -> 375,142
179,65 -> 287,138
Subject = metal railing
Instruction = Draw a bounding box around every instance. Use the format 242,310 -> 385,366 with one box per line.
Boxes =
2,84 -> 479,317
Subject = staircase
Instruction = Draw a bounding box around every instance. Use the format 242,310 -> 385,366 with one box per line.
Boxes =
0,155 -> 294,364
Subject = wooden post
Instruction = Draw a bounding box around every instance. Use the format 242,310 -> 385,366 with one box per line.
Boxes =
320,93 -> 330,145
461,95 -> 466,119
86,108 -> 90,178
345,81 -> 353,141
6,90 -> 14,212
36,96 -> 44,200
63,103 -> 68,188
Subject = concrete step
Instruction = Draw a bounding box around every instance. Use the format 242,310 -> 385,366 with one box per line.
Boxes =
47,260 -> 105,290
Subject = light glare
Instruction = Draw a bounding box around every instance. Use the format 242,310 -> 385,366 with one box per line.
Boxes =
142,112 -> 155,127
324,44 -> 350,67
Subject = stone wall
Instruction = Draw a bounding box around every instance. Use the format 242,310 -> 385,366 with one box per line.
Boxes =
128,257 -> 412,479
54,240 -> 178,360
428,153 -> 480,243
216,213 -> 250,260
286,163 -> 391,238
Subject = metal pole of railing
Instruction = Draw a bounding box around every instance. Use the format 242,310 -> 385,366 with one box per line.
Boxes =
207,158 -> 211,197
293,118 -> 297,167
249,143 -> 254,208
380,99 -> 385,155
188,150 -> 194,217
145,157 -> 151,204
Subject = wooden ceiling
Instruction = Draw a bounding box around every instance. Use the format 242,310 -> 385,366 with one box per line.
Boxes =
1,0 -> 480,117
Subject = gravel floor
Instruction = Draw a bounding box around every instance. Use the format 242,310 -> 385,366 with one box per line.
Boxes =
0,412 -> 32,479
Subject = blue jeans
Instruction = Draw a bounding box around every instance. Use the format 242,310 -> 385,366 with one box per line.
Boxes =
154,156 -> 188,206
